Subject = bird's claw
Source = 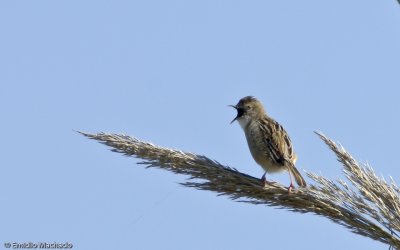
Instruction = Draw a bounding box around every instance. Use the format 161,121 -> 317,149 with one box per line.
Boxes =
288,183 -> 295,193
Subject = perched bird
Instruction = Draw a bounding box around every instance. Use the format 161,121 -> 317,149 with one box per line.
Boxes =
230,96 -> 306,191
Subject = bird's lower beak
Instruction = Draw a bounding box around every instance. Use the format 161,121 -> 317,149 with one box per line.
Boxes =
229,105 -> 239,124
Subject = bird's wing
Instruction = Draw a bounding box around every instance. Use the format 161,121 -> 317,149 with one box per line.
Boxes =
257,118 -> 295,166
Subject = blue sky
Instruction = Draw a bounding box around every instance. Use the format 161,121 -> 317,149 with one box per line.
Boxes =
1,1 -> 400,249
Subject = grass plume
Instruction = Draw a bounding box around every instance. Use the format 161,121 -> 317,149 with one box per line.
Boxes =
78,131 -> 400,249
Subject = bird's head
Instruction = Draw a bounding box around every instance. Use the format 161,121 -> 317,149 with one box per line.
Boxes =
229,96 -> 266,127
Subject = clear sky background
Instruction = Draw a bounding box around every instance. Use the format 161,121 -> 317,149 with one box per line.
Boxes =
1,1 -> 400,249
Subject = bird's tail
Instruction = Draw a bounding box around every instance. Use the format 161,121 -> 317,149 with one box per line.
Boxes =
288,164 -> 307,187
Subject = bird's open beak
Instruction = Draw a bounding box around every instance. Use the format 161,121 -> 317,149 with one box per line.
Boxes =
229,105 -> 239,124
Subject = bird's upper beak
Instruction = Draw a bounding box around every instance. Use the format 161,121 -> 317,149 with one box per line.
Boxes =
229,105 -> 241,124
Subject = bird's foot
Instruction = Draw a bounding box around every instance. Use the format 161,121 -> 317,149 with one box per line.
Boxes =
288,183 -> 295,193
260,174 -> 276,187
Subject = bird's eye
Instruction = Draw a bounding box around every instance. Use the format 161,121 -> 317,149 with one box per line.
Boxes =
247,105 -> 251,110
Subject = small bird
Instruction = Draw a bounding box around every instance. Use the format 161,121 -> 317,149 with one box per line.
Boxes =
230,96 -> 306,191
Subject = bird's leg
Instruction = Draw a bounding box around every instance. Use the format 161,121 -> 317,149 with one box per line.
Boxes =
261,172 -> 267,186
288,171 -> 295,193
